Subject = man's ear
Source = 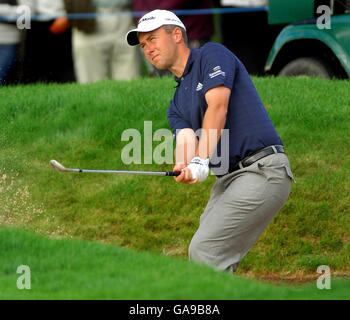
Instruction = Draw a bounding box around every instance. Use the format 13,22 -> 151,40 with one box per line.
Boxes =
173,27 -> 183,44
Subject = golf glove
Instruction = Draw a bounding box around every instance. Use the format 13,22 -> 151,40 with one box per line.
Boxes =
187,157 -> 210,182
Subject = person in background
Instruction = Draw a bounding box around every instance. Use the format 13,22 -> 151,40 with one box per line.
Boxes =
132,0 -> 214,48
212,0 -> 274,75
50,0 -> 141,83
0,0 -> 71,85
132,0 -> 215,76
0,0 -> 34,84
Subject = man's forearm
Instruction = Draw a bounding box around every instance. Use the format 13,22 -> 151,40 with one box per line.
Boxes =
174,86 -> 230,164
196,105 -> 227,159
196,85 -> 230,160
175,128 -> 198,165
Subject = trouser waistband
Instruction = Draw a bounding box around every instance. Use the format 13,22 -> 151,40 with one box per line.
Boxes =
218,145 -> 285,178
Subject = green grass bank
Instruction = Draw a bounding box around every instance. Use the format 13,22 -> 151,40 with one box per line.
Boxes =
0,76 -> 349,282
2,227 -> 350,299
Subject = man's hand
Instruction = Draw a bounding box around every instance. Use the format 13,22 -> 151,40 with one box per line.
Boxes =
173,157 -> 209,185
49,17 -> 69,34
187,157 -> 210,182
173,163 -> 199,185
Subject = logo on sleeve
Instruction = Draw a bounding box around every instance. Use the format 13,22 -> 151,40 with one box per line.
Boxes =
209,66 -> 226,79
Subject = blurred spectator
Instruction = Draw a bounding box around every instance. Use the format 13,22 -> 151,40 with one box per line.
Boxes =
213,0 -> 278,75
0,0 -> 73,85
0,0 -> 35,84
132,0 -> 215,76
132,0 -> 215,48
51,0 -> 141,83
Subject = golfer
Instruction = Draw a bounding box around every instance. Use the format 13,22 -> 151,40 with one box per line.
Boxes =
126,10 -> 294,273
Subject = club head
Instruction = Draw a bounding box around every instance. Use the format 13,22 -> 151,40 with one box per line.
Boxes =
50,160 -> 69,172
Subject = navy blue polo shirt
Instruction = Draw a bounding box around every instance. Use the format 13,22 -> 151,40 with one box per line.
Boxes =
167,42 -> 283,175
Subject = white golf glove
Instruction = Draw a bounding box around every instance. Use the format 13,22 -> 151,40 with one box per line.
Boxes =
187,157 -> 210,182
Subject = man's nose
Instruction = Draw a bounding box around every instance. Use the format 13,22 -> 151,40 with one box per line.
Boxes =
146,44 -> 155,55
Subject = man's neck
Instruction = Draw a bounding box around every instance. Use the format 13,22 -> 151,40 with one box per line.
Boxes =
169,47 -> 191,78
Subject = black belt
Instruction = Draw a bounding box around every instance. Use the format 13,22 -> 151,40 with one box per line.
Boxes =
218,145 -> 285,177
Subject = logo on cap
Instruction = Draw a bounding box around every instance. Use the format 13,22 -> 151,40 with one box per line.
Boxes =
165,18 -> 181,23
139,16 -> 156,24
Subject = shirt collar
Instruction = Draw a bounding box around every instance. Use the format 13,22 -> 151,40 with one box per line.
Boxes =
174,48 -> 199,85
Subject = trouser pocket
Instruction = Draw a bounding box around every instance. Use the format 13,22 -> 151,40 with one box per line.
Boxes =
284,164 -> 296,183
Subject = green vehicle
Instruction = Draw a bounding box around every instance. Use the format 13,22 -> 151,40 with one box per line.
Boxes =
266,0 -> 350,78
217,0 -> 350,79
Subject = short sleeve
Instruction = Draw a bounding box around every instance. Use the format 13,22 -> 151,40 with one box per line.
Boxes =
200,43 -> 236,94
167,99 -> 192,140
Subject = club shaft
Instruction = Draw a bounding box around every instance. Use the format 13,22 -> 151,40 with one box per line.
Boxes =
67,168 -> 179,176
50,160 -> 181,176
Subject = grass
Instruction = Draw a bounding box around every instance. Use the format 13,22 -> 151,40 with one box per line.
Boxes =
0,76 -> 349,284
2,226 -> 350,300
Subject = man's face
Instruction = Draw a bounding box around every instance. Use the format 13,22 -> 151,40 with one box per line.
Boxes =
138,27 -> 178,70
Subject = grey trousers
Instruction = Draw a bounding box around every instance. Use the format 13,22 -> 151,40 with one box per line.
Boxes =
188,152 -> 294,273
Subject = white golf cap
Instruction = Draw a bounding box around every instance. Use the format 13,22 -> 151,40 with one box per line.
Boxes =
126,9 -> 186,46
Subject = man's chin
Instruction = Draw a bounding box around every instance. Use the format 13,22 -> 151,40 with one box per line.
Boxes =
153,63 -> 167,70
149,60 -> 168,71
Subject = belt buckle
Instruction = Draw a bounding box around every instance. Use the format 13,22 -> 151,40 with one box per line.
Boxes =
241,146 -> 274,168
223,145 -> 283,178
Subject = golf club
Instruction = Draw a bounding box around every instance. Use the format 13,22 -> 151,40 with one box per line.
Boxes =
50,160 -> 181,177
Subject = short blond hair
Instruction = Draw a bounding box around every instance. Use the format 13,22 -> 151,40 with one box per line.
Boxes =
163,25 -> 188,46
